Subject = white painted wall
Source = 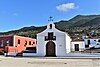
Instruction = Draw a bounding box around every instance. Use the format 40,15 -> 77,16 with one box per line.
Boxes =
23,53 -> 38,56
37,21 -> 72,57
71,41 -> 85,51
65,34 -> 72,53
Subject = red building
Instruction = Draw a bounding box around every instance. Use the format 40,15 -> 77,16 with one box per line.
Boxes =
0,35 -> 36,55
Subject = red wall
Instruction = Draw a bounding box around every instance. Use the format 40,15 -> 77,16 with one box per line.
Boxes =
0,35 -> 36,53
0,35 -> 13,50
14,35 -> 36,52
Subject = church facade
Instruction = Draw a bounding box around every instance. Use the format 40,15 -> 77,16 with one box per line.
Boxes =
37,21 -> 72,57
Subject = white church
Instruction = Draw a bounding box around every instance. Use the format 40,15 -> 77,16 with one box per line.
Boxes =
36,20 -> 72,57
35,18 -> 86,57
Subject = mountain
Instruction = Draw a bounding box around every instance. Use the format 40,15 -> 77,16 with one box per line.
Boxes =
0,15 -> 100,38
55,15 -> 100,29
81,17 -> 100,27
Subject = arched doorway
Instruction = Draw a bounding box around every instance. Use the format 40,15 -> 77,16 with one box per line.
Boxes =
46,41 -> 56,56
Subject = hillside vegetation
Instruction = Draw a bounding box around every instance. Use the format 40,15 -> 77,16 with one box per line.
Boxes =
0,15 -> 100,38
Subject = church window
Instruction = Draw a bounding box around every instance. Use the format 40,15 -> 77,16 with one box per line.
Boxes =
48,32 -> 53,40
45,32 -> 56,41
50,24 -> 52,29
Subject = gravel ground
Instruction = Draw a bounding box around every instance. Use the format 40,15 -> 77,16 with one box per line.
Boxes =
0,56 -> 100,67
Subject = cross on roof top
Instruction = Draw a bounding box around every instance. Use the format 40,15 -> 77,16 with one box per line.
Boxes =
48,16 -> 53,21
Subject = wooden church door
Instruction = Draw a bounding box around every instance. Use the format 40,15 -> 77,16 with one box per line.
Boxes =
46,41 -> 56,56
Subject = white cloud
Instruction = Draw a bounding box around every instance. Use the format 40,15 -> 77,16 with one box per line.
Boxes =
56,3 -> 78,12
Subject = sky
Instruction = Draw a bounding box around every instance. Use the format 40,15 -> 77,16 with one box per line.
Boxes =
0,0 -> 100,32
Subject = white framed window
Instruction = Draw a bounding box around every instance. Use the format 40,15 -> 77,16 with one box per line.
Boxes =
1,40 -> 4,47
6,40 -> 10,46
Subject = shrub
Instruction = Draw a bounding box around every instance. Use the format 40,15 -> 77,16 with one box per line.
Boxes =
0,51 -> 4,55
